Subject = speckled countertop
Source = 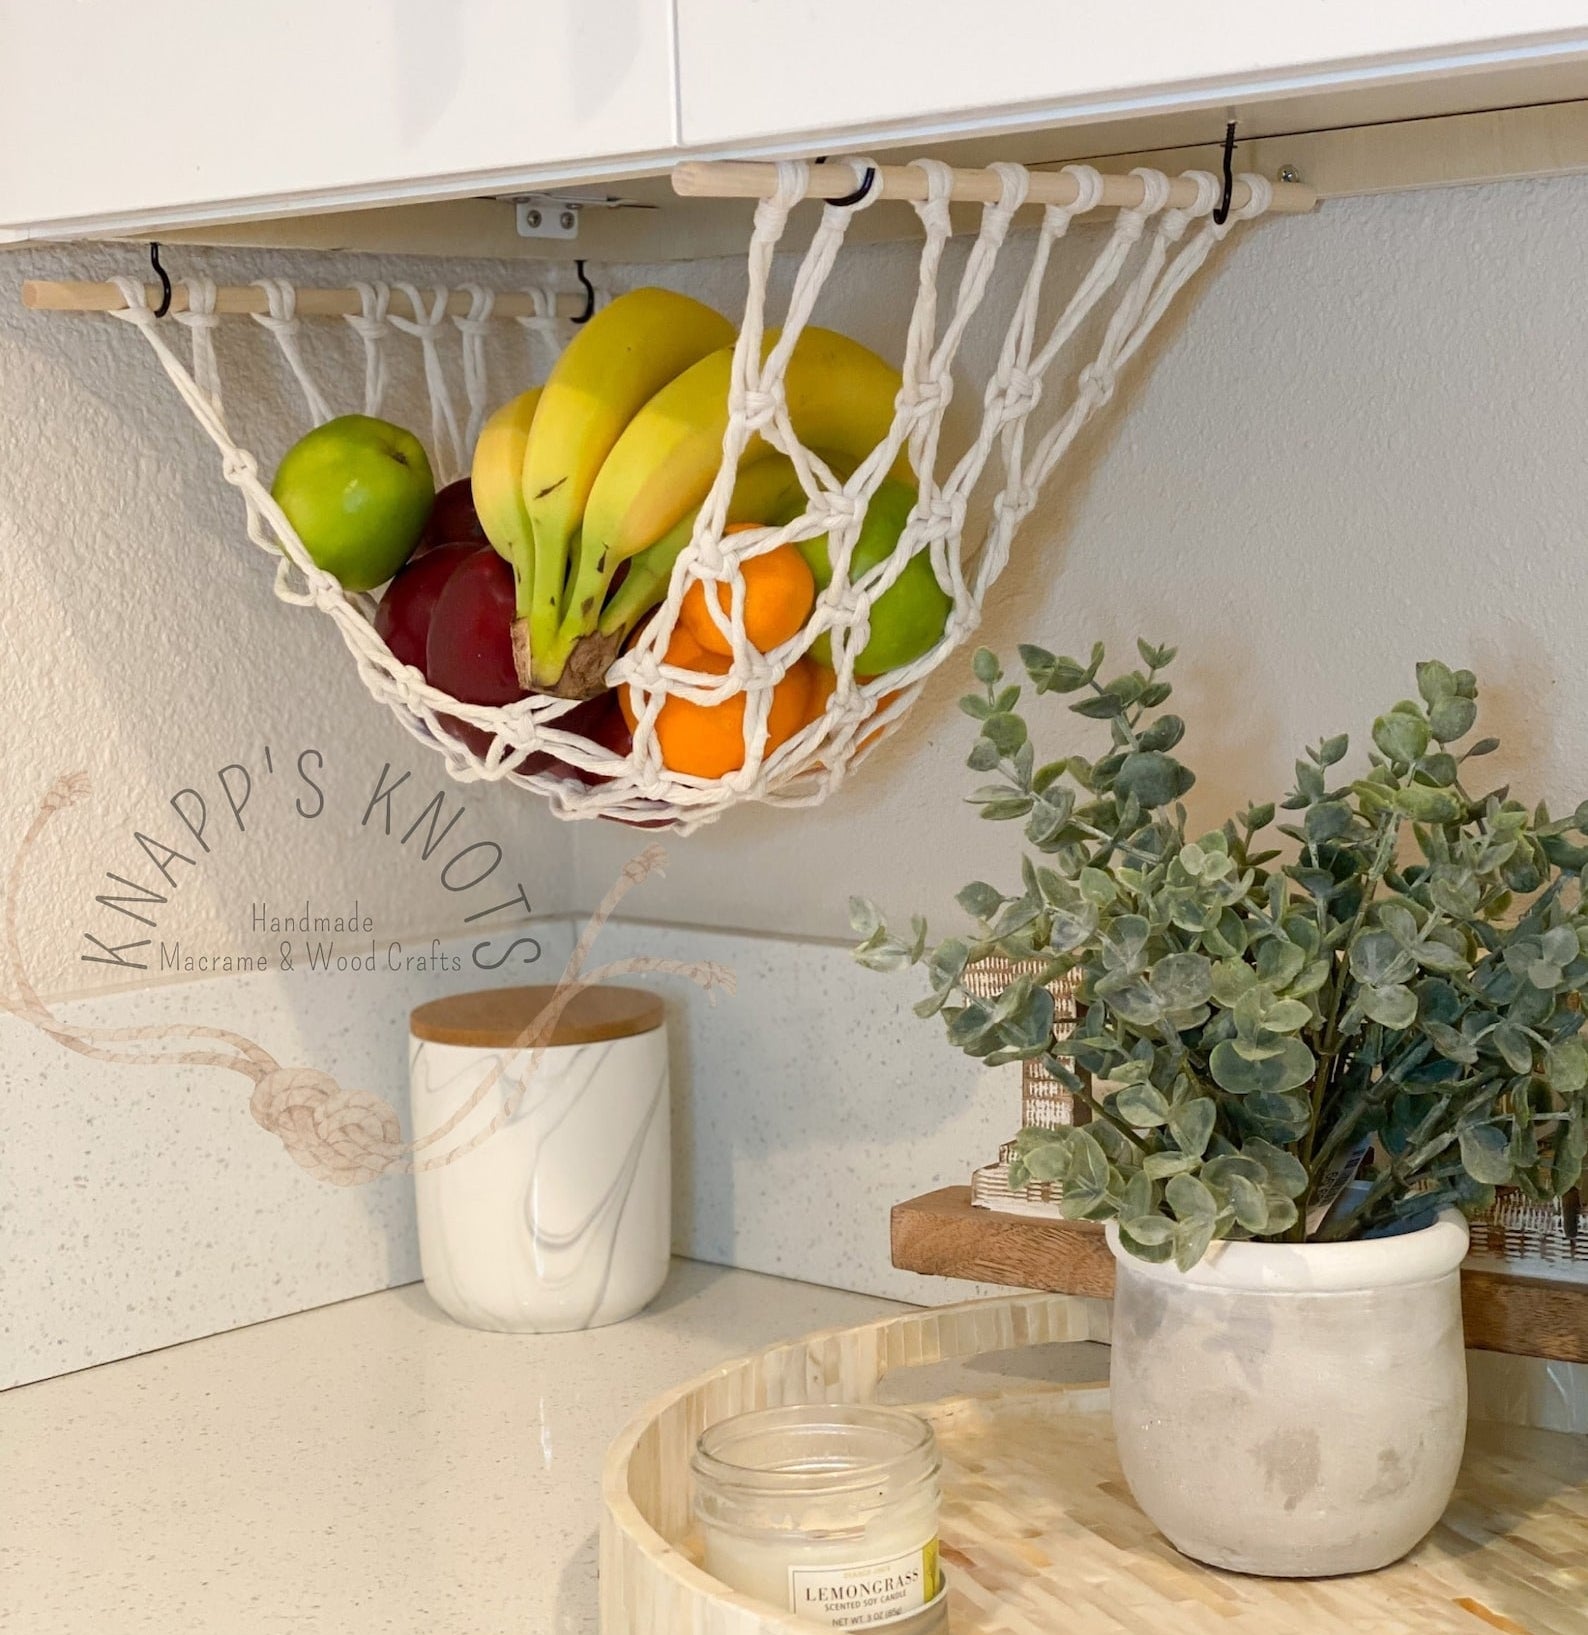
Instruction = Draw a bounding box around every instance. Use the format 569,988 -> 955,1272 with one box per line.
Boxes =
1,1262 -> 904,1634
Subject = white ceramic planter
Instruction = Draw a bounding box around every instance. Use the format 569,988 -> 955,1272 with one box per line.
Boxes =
409,985 -> 670,1334
1106,1211 -> 1470,1577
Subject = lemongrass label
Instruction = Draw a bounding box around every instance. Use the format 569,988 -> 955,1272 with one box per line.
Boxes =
788,1538 -> 939,1629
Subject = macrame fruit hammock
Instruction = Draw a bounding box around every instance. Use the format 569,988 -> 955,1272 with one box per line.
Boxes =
83,157 -> 1300,833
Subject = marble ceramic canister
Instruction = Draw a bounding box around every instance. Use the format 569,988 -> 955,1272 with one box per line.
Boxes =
409,985 -> 670,1334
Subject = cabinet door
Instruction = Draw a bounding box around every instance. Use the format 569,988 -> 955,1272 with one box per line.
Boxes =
676,0 -> 1588,147
0,0 -> 676,236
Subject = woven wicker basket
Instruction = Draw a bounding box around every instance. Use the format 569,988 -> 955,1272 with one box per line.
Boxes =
961,957 -> 1082,1216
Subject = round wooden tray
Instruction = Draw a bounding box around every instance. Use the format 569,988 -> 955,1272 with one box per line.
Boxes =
600,1292 -> 1588,1634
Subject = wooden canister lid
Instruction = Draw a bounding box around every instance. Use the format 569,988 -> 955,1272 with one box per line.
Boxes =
409,984 -> 664,1048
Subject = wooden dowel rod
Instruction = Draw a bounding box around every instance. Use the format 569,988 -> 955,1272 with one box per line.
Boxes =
673,159 -> 1318,216
20,281 -> 590,320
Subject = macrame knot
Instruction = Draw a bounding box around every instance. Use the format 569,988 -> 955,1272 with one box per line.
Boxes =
1232,173 -> 1274,223
250,278 -> 301,338
690,532 -> 730,578
627,650 -> 664,691
222,449 -> 259,486
995,366 -> 1042,423
1131,168 -> 1173,215
1077,361 -> 1118,408
452,284 -> 495,339
944,607 -> 981,647
994,484 -> 1040,525
249,1067 -> 404,1186
737,388 -> 781,432
921,490 -> 967,540
387,285 -> 448,341
174,278 -> 219,329
769,160 -> 809,213
908,158 -> 956,235
1062,164 -> 1106,216
109,275 -> 155,326
345,308 -> 391,344
805,489 -> 862,535
1179,170 -> 1222,219
902,372 -> 953,422
1114,209 -> 1150,248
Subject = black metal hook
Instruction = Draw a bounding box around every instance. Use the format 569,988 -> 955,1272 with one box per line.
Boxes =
1212,121 -> 1237,226
148,242 -> 173,318
814,155 -> 876,209
572,258 -> 596,324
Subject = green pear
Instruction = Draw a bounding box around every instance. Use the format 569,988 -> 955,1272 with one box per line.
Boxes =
272,415 -> 435,592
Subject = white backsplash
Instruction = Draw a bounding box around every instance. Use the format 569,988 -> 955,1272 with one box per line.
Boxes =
10,910 -> 1581,1427
592,918 -> 1014,1306
1,919 -> 575,1387
1,914 -> 1006,1386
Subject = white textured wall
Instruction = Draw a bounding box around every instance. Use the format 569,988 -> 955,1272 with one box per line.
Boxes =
8,177 -> 1588,1380
0,244 -> 577,1004
576,174 -> 1588,947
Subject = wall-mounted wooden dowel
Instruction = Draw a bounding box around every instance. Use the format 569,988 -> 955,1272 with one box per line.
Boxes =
673,159 -> 1318,216
20,281 -> 589,321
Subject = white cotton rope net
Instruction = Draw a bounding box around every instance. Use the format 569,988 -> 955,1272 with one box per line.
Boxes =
108,159 -> 1271,834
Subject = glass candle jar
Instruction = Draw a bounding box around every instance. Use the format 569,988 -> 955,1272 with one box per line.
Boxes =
692,1404 -> 946,1632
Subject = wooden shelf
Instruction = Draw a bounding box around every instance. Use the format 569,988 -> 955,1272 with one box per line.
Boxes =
892,1186 -> 1588,1365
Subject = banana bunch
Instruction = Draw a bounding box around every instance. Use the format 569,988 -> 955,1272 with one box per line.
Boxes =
471,287 -> 907,699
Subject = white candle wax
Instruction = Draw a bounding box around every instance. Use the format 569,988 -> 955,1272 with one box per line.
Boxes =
693,1405 -> 943,1632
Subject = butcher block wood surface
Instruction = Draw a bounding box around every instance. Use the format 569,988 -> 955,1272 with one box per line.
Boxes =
891,1186 -> 1588,1364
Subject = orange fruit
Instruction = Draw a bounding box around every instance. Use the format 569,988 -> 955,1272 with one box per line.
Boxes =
804,664 -> 838,725
621,630 -> 815,779
658,624 -> 715,672
680,538 -> 816,657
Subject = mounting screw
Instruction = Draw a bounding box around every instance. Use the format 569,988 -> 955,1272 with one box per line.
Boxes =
1278,165 -> 1301,184
516,198 -> 580,240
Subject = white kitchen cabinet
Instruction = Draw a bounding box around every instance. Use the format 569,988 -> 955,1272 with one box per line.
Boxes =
675,1 -> 1588,149
11,0 -> 1588,248
0,0 -> 676,238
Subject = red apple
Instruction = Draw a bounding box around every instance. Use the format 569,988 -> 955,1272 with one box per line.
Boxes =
414,478 -> 489,556
373,543 -> 475,672
426,548 -> 525,706
521,694 -> 632,787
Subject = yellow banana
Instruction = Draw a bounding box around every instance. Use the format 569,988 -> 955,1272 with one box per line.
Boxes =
544,328 -> 907,692
469,388 -> 540,565
517,288 -> 735,689
597,452 -> 807,641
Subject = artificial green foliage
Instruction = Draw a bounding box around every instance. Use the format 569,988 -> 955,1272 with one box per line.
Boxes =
852,640 -> 1588,1269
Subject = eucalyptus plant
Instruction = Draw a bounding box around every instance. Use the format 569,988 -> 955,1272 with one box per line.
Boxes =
853,640 -> 1588,1269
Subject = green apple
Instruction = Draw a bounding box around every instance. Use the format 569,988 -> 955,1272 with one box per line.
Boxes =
271,415 -> 435,591
795,479 -> 951,675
